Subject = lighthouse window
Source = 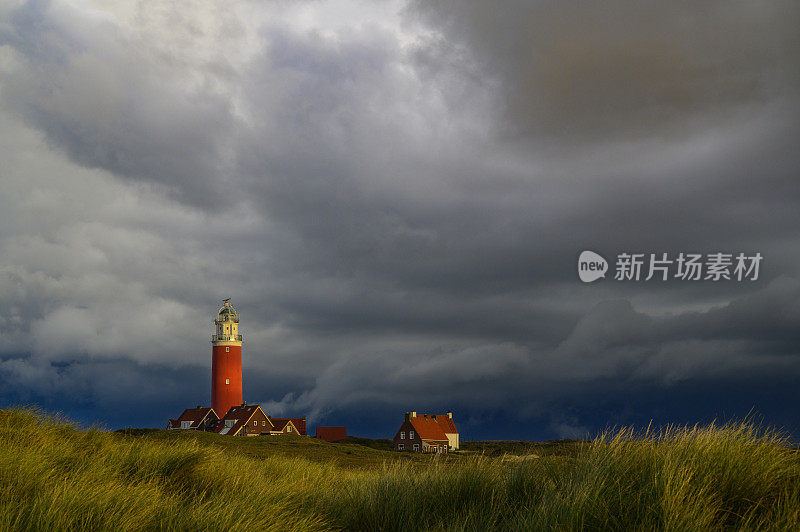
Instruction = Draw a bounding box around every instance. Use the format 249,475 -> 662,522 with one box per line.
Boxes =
225,379 -> 230,385
226,347 -> 230,352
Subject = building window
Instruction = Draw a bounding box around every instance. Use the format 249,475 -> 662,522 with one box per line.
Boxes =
287,425 -> 292,432
262,421 -> 266,426
226,346 -> 230,352
400,431 -> 405,439
410,431 -> 414,439
253,421 -> 257,426
413,444 -> 419,451
225,379 -> 230,385
398,444 -> 404,450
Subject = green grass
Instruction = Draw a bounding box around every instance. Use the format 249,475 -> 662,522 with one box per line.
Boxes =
338,435 -> 395,452
118,425 -> 448,469
2,408 -> 800,530
461,438 -> 585,458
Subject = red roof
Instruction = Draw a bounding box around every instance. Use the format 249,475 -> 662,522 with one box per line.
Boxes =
408,414 -> 457,442
216,404 -> 270,436
316,426 -> 347,442
169,407 -> 218,429
433,414 -> 458,434
270,417 -> 306,435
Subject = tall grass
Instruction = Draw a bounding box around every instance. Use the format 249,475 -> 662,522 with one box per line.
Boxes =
1,408 -> 799,530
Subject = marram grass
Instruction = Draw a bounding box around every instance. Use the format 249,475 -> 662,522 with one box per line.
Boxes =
1,408 -> 800,530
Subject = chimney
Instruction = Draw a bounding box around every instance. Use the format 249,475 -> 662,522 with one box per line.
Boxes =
447,412 -> 453,419
410,411 -> 417,418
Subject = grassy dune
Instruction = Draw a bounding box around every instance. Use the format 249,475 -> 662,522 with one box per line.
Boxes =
2,408 -> 800,530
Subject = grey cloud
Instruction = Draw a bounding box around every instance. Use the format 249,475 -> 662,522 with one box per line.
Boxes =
1,0 -> 241,208
660,277 -> 800,346
410,0 -> 800,144
251,277 -> 800,425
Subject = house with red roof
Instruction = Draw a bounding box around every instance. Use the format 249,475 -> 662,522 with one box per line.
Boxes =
166,403 -> 310,437
393,411 -> 459,453
167,406 -> 219,431
215,403 -> 273,436
269,417 -> 306,436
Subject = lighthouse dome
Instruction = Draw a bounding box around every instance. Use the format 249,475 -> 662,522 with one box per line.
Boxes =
217,300 -> 238,322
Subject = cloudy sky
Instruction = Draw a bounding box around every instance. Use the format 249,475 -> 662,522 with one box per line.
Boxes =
1,0 -> 799,440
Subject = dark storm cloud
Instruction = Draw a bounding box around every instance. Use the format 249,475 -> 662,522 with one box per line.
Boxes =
0,352 -> 208,428
1,0 -> 799,437
409,0 -> 800,144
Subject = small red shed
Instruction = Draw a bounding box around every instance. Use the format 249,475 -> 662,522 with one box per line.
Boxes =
316,426 -> 347,442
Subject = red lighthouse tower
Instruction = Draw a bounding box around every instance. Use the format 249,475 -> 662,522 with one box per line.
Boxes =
211,299 -> 243,417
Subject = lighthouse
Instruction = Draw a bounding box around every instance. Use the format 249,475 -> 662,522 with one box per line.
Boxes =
211,299 -> 243,417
